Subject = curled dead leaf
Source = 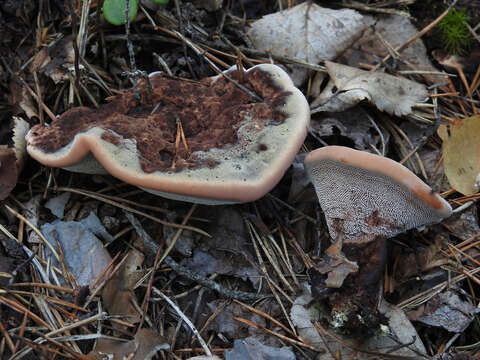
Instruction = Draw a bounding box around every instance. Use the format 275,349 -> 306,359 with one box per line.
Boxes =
311,61 -> 428,117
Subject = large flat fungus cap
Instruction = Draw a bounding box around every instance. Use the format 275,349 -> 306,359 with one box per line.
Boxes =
304,146 -> 452,244
26,64 -> 310,204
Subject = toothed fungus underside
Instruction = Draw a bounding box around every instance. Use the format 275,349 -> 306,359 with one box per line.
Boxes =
305,146 -> 452,244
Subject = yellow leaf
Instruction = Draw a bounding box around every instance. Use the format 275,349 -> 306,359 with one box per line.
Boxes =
438,115 -> 480,195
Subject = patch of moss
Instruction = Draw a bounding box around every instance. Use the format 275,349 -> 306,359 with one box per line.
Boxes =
438,8 -> 473,55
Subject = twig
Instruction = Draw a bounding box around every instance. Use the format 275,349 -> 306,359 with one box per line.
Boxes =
0,57 -> 57,122
235,316 -> 316,351
342,1 -> 412,18
201,41 -> 327,72
174,0 -> 196,79
123,208 -> 263,301
4,204 -> 60,261
164,256 -> 263,301
372,0 -> 459,71
154,26 -> 264,102
9,312 -> 108,360
313,321 -> 426,359
67,0 -> 81,95
150,287 -> 212,356
366,113 -> 386,156
124,0 -> 140,100
55,187 -> 210,237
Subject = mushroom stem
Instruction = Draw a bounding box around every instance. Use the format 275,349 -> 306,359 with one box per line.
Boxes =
304,146 -> 452,331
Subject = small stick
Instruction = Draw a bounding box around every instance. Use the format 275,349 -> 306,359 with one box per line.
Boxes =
151,287 -> 212,356
342,1 -> 413,19
372,0 -> 459,71
33,71 -> 44,126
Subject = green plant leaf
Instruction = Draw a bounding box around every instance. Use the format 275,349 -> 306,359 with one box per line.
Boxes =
152,0 -> 169,3
103,0 -> 138,26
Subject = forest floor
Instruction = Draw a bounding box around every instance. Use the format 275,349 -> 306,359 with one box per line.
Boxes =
1,0 -> 480,359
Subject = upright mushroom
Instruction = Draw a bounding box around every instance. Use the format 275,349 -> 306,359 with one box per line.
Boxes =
304,146 -> 452,330
305,146 -> 452,244
26,64 -> 310,204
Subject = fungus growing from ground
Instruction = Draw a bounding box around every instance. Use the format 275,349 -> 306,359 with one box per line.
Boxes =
305,146 -> 452,245
0,117 -> 30,200
304,146 -> 452,330
26,64 -> 310,204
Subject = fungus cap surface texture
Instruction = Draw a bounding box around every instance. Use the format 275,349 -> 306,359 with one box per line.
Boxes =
305,146 -> 452,244
26,64 -> 310,204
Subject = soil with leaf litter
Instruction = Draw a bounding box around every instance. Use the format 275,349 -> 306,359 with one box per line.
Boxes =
1,1 -> 480,359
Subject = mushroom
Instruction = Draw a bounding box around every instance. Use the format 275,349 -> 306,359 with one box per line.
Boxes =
305,146 -> 452,245
0,117 -> 30,200
26,64 -> 310,204
304,146 -> 452,330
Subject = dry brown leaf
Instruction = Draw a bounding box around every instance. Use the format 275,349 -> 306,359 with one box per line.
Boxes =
290,290 -> 427,358
343,15 -> 439,83
247,2 -> 365,85
416,291 -> 480,333
102,249 -> 146,324
0,146 -> 18,200
30,38 -> 75,84
89,328 -> 169,359
8,82 -> 38,119
311,61 -> 428,116
438,115 -> 480,195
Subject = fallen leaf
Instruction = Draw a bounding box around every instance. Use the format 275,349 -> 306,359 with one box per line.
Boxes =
183,251 -> 259,286
438,115 -> 480,195
368,299 -> 427,357
416,291 -> 480,333
23,195 -> 42,244
311,61 -> 428,117
290,287 -> 427,359
90,328 -> 169,359
30,38 -> 75,84
9,82 -> 38,119
314,252 -> 359,289
224,337 -> 295,360
444,205 -> 480,241
102,248 -> 145,324
248,2 -> 364,85
183,206 -> 260,287
44,192 -> 71,219
432,48 -> 480,75
0,146 -> 18,200
41,212 -> 113,286
418,148 -> 451,193
343,15 -> 440,83
290,291 -> 323,349
310,107 -> 390,151
204,300 -> 266,339
394,237 -> 448,281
